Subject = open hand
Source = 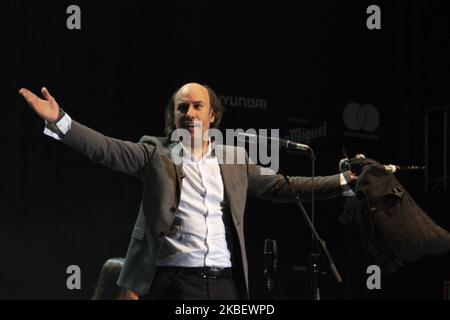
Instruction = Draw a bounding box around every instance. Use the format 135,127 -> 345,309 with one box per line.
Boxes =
19,87 -> 60,122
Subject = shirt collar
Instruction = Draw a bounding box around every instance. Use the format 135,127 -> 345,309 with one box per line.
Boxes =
180,138 -> 215,162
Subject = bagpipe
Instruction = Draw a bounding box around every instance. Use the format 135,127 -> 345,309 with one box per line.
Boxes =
338,154 -> 450,273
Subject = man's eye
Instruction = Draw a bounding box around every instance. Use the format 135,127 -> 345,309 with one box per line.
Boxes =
178,104 -> 188,112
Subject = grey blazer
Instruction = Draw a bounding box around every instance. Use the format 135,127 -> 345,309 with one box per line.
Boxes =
61,120 -> 344,297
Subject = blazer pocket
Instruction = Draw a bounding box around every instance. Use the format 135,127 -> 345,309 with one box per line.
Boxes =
131,227 -> 146,240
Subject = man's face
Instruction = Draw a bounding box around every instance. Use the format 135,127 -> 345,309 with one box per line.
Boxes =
174,83 -> 215,141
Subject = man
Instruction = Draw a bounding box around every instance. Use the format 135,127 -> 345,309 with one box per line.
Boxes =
19,83 -> 355,299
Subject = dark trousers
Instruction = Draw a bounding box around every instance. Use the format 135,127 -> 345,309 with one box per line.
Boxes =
147,267 -> 239,300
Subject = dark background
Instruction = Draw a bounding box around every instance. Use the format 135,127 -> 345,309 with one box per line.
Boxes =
1,0 -> 449,299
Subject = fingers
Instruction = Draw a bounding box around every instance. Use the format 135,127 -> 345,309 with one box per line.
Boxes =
19,88 -> 32,97
19,88 -> 40,105
19,88 -> 28,96
19,87 -> 53,102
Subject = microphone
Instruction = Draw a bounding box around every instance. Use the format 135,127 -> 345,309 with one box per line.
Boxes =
238,132 -> 311,151
264,239 -> 278,291
339,154 -> 426,173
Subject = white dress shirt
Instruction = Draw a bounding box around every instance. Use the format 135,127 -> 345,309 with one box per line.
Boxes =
157,142 -> 231,267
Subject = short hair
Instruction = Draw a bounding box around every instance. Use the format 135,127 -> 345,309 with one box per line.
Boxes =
92,258 -> 125,300
164,84 -> 224,136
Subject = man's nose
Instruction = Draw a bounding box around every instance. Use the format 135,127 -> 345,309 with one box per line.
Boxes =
186,105 -> 196,118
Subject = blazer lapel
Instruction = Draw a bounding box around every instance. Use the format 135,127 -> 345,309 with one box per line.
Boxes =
165,141 -> 184,198
217,145 -> 243,224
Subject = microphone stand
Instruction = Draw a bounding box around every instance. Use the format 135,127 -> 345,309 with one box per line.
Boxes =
282,148 -> 342,300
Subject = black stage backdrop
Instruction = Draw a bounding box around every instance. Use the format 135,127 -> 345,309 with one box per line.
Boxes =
1,0 -> 449,299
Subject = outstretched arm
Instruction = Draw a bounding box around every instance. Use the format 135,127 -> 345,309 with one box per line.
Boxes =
247,162 -> 355,203
19,87 -> 153,177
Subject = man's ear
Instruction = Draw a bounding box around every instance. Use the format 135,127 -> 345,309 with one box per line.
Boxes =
209,110 -> 216,124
